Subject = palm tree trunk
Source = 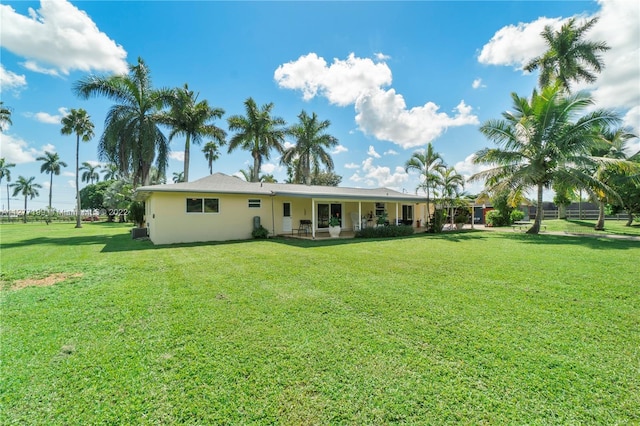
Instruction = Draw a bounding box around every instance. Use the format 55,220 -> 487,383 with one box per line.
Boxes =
558,204 -> 566,219
48,172 -> 53,210
183,134 -> 191,182
595,200 -> 605,230
6,183 -> 10,222
252,155 -> 260,183
625,212 -> 633,226
75,134 -> 82,228
527,184 -> 544,234
23,195 -> 27,223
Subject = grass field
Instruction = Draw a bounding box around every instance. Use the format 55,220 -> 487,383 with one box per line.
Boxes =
1,222 -> 639,424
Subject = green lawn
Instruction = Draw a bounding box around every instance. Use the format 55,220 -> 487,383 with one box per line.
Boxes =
1,223 -> 639,424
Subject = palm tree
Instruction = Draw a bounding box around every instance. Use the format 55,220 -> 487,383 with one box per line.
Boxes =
524,17 -> 609,92
61,108 -> 95,228
36,151 -> 67,212
471,86 -> 621,234
80,161 -> 101,185
202,141 -> 220,175
10,176 -> 42,223
0,157 -> 16,221
281,110 -> 338,185
405,143 -> 446,228
227,98 -> 286,182
587,127 -> 638,230
160,84 -> 226,182
102,163 -> 120,181
0,101 -> 12,132
172,171 -> 184,183
438,167 -> 465,229
0,158 -> 16,218
73,57 -> 173,187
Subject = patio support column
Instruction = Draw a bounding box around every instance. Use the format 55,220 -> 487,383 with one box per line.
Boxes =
358,201 -> 362,230
395,203 -> 399,225
312,198 -> 316,239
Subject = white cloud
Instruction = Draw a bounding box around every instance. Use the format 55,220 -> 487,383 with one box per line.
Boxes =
62,171 -> 75,177
478,0 -> 639,112
0,133 -> 48,163
275,52 -> 479,149
356,93 -> 479,148
472,78 -> 486,89
344,162 -> 360,169
28,107 -> 68,124
384,149 -> 398,156
0,64 -> 27,94
22,60 -> 60,77
453,154 -> 494,196
261,163 -> 277,174
169,151 -> 185,162
357,157 -> 409,189
274,52 -> 392,106
283,141 -> 296,150
375,52 -> 391,61
41,143 -> 56,153
332,145 -> 348,154
367,145 -> 381,158
478,16 -> 562,69
0,0 -> 128,76
67,179 -> 76,189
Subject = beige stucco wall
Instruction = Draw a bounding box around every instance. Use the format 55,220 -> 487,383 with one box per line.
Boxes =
144,192 -> 426,244
146,192 -> 275,244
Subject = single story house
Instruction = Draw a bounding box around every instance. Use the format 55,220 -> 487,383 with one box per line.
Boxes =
134,173 -> 429,245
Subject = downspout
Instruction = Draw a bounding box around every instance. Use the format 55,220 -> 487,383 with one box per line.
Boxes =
312,198 -> 316,239
270,192 -> 275,237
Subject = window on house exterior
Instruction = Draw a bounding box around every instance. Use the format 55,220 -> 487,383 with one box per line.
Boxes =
186,198 -> 219,213
402,205 -> 413,220
204,198 -> 219,213
248,199 -> 261,208
375,202 -> 385,217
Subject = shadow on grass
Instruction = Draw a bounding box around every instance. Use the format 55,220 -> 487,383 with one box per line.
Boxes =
496,232 -> 639,250
3,225 -> 635,253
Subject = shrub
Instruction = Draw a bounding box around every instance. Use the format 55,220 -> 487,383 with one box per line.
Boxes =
355,225 -> 414,238
128,201 -> 145,228
486,209 -> 506,227
510,209 -> 525,223
428,209 -> 446,233
251,225 -> 269,239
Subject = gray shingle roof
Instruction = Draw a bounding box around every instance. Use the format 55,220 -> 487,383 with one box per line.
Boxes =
135,172 -> 426,202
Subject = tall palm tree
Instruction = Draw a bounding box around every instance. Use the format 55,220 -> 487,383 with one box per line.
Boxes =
471,85 -> 621,234
10,176 -> 42,223
202,141 -> 220,175
281,110 -> 338,185
80,161 -> 101,185
405,142 -> 446,228
438,166 -> 465,229
227,98 -> 286,182
160,84 -> 226,182
524,17 -> 609,92
587,127 -> 638,230
61,108 -> 95,228
172,171 -> 184,183
73,57 -> 173,187
0,101 -> 12,132
36,151 -> 67,211
0,158 -> 16,218
102,163 -> 120,181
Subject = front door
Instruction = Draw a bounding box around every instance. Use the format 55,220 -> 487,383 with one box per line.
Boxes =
282,202 -> 292,232
317,203 -> 342,228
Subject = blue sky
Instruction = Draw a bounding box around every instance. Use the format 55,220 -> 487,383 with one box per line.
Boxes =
1,0 -> 638,212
